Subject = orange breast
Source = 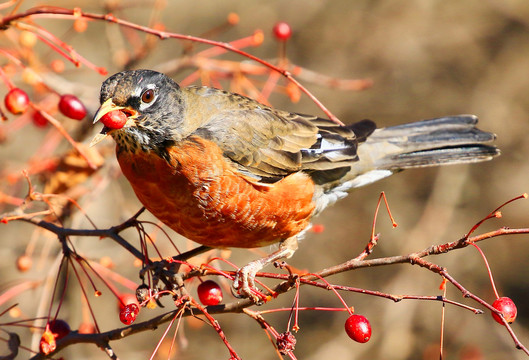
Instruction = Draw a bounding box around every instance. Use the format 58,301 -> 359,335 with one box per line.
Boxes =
116,136 -> 316,248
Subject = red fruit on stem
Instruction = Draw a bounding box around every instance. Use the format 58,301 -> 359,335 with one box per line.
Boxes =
100,110 -> 127,129
32,111 -> 48,128
273,21 -> 292,41
345,314 -> 372,343
197,280 -> 223,306
4,88 -> 30,115
58,94 -> 87,120
492,297 -> 517,324
49,319 -> 71,340
119,303 -> 139,325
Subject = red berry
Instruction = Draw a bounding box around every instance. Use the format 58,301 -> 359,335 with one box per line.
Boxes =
100,110 -> 127,129
4,88 -> 30,115
197,280 -> 223,306
58,94 -> 87,120
119,303 -> 139,325
345,314 -> 371,343
32,111 -> 48,128
273,21 -> 292,41
49,319 -> 71,340
492,297 -> 517,324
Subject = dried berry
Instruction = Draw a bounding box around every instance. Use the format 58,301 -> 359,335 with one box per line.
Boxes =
276,331 -> 296,355
136,284 -> 150,304
49,319 -> 71,340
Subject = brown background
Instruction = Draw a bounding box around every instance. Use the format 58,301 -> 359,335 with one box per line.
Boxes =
1,1 -> 529,359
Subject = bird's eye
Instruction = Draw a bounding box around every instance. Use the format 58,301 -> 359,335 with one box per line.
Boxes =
141,89 -> 155,104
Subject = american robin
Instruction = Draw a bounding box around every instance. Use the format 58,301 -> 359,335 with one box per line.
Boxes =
91,69 -> 499,300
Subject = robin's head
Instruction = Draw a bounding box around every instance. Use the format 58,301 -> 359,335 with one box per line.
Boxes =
91,69 -> 184,152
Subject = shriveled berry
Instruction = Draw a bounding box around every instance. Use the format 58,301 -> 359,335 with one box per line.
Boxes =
58,94 -> 87,120
119,303 -> 139,325
276,331 -> 296,355
345,314 -> 371,343
49,319 -> 71,340
136,284 -> 150,304
197,280 -> 223,306
492,297 -> 517,324
39,318 -> 71,354
5,88 -> 30,115
273,21 -> 292,41
100,110 -> 127,129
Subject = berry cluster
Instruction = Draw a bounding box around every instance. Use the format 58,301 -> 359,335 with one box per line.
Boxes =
3,88 -> 87,127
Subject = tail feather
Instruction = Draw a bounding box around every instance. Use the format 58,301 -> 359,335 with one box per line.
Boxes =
383,144 -> 499,170
344,115 -> 499,187
311,114 -> 499,214
362,115 -> 498,169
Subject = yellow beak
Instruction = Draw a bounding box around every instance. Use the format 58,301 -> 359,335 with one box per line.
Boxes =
90,98 -> 136,147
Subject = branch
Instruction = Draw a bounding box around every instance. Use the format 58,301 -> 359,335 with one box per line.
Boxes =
0,6 -> 343,124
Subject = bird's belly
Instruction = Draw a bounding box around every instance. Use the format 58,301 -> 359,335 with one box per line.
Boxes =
116,137 -> 316,248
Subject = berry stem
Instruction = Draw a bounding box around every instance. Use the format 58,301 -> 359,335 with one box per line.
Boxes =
470,242 -> 500,299
31,106 -> 98,170
309,273 -> 353,315
371,191 -> 397,240
466,193 -> 527,238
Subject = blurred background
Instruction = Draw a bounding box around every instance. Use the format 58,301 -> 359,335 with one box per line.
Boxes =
1,0 -> 529,359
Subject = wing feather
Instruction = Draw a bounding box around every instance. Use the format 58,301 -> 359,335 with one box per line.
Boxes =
184,86 -> 375,184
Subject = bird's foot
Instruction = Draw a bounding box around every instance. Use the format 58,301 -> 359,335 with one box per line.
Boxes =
232,261 -> 263,303
231,236 -> 299,304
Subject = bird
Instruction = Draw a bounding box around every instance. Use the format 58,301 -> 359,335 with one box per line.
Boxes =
91,69 -> 499,301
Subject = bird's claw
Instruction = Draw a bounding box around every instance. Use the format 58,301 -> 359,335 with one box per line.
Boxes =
232,264 -> 262,303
